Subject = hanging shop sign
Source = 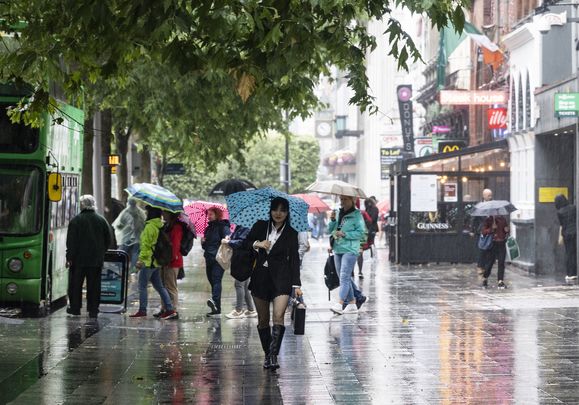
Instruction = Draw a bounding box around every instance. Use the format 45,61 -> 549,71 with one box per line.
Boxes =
432,125 -> 451,134
439,90 -> 508,105
397,85 -> 415,155
380,148 -> 403,179
438,140 -> 466,154
487,108 -> 508,129
414,137 -> 434,157
554,93 -> 579,118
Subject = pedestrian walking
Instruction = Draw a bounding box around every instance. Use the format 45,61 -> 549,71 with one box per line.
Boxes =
357,209 -> 373,278
223,225 -> 257,319
554,194 -> 577,282
65,195 -> 112,318
201,207 -> 231,317
481,214 -> 509,289
246,197 -> 302,370
112,197 -> 146,272
471,189 -> 493,279
129,206 -> 176,319
329,195 -> 367,314
157,211 -> 184,318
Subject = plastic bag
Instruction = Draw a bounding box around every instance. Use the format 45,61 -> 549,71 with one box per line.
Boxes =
216,243 -> 233,271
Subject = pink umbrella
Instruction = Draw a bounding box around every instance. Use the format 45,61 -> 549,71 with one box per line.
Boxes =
376,199 -> 390,214
184,201 -> 229,237
292,193 -> 331,214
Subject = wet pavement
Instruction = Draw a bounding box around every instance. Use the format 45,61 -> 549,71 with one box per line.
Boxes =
2,239 -> 579,404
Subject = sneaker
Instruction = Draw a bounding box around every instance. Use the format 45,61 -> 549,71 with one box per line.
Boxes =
342,304 -> 359,314
497,280 -> 507,289
566,275 -> 578,282
359,272 -> 364,279
244,310 -> 258,318
482,278 -> 488,288
207,299 -> 218,313
160,310 -> 177,319
356,295 -> 368,310
129,311 -> 147,318
153,310 -> 165,318
330,303 -> 344,315
206,310 -> 221,317
66,307 -> 80,316
225,309 -> 245,319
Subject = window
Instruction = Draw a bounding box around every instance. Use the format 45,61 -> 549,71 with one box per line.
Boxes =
0,166 -> 42,235
410,176 -> 459,234
408,156 -> 459,172
525,71 -> 532,129
460,149 -> 510,173
0,103 -> 39,153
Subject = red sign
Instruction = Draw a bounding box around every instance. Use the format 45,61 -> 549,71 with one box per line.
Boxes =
487,108 -> 508,129
440,90 -> 508,105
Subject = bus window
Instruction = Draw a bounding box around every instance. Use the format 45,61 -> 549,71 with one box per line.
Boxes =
0,166 -> 41,234
0,103 -> 39,153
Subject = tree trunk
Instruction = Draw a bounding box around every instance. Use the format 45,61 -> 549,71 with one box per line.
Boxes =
156,153 -> 166,186
116,127 -> 131,203
82,115 -> 94,195
101,109 -> 113,223
141,145 -> 152,183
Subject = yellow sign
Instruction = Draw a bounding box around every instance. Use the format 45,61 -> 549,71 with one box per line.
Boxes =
442,145 -> 461,153
108,154 -> 120,166
539,187 -> 568,203
111,166 -> 118,174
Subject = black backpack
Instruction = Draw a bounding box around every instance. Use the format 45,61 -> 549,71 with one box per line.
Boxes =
179,222 -> 196,256
152,227 -> 173,267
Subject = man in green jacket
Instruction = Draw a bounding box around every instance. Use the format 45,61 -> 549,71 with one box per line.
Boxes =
66,195 -> 112,318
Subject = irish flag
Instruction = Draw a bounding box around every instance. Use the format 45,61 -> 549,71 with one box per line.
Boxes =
437,22 -> 503,89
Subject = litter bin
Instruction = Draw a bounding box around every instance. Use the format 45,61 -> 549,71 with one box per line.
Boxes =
100,250 -> 130,313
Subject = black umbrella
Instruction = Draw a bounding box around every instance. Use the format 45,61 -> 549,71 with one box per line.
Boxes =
469,200 -> 517,216
209,179 -> 257,196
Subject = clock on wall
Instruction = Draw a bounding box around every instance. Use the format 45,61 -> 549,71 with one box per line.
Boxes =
316,121 -> 332,138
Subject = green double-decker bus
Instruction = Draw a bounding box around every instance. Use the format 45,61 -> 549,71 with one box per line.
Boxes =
0,87 -> 83,314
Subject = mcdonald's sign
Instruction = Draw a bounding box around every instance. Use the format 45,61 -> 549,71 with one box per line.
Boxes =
438,141 -> 465,154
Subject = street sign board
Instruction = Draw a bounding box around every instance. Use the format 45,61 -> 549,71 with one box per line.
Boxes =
380,148 -> 403,179
164,163 -> 186,175
555,93 -> 579,117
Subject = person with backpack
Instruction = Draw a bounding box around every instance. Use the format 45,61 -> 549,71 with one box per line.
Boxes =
129,206 -> 176,319
156,211 -> 184,319
201,207 -> 231,317
223,225 -> 257,319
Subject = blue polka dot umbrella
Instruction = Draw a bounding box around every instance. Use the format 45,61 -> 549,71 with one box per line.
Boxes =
125,183 -> 183,213
225,187 -> 310,232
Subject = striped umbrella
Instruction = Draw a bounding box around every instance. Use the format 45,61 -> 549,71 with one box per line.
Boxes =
184,201 -> 229,237
225,187 -> 309,232
125,183 -> 183,213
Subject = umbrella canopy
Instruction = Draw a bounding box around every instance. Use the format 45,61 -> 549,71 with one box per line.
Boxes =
291,193 -> 331,214
306,180 -> 367,199
469,200 -> 517,217
225,187 -> 309,232
125,183 -> 183,213
184,201 -> 229,237
376,199 -> 390,214
209,179 -> 257,196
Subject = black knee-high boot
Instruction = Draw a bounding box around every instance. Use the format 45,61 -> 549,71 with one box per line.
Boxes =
257,327 -> 272,369
269,325 -> 285,370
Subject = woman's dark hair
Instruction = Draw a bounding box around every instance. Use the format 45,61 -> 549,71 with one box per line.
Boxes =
145,205 -> 162,220
207,207 -> 223,221
269,197 -> 290,222
555,194 -> 569,210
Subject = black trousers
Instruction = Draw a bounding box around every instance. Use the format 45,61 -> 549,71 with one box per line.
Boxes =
68,266 -> 101,315
483,241 -> 506,281
563,235 -> 577,277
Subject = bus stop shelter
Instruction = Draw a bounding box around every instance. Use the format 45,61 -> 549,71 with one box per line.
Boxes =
389,140 -> 510,264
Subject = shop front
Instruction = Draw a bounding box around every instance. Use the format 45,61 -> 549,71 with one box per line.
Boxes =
389,141 -> 510,264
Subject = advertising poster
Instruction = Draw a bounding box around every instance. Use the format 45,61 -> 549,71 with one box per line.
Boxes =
380,148 -> 403,179
411,175 -> 438,212
443,183 -> 458,202
101,260 -> 123,303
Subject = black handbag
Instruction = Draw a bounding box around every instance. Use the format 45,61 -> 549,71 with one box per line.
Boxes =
290,297 -> 306,335
230,247 -> 256,282
324,253 -> 340,291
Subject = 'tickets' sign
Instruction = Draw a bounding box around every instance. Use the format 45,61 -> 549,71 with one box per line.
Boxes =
397,85 -> 414,156
440,90 -> 508,105
487,108 -> 508,129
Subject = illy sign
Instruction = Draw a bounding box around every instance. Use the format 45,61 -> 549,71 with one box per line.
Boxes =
440,90 -> 508,105
487,108 -> 508,129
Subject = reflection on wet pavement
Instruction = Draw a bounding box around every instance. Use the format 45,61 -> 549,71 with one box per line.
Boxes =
1,240 -> 579,404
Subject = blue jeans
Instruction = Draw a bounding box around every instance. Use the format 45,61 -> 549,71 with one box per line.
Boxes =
120,243 -> 140,271
205,256 -> 225,310
138,266 -> 173,312
334,253 -> 359,303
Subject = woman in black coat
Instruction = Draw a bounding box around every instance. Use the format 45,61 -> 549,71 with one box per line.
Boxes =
246,197 -> 302,370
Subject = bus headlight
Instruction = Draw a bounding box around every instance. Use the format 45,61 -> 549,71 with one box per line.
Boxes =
8,258 -> 23,273
6,283 -> 17,295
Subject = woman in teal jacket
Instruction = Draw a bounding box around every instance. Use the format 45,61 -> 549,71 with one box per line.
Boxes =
328,195 -> 367,314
